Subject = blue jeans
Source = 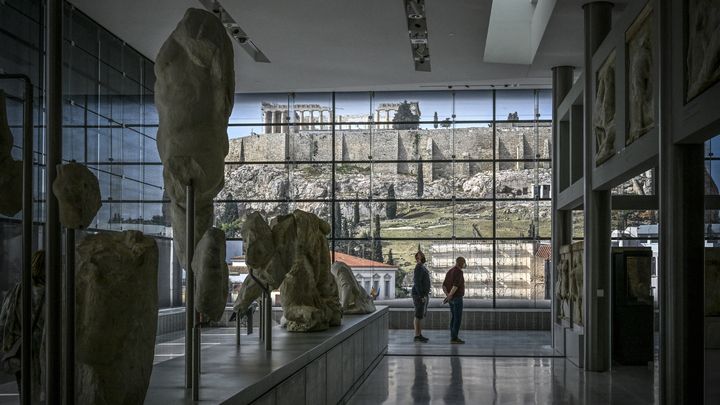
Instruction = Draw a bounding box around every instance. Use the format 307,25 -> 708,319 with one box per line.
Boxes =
449,297 -> 463,340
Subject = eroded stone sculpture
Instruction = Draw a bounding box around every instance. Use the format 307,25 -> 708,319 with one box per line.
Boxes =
627,10 -> 654,145
687,0 -> 720,100
594,52 -> 616,165
569,241 -> 584,326
193,227 -> 229,322
232,212 -> 297,313
233,210 -> 342,332
555,245 -> 571,322
75,231 -> 158,405
331,261 -> 376,315
155,8 -> 234,268
0,90 -> 22,217
280,210 -> 342,331
52,162 -> 101,229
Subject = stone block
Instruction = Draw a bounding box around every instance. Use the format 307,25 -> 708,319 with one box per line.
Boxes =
76,231 -> 158,404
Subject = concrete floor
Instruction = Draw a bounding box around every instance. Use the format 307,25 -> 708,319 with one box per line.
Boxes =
388,330 -> 556,357
0,329 -> 656,404
348,356 -> 655,405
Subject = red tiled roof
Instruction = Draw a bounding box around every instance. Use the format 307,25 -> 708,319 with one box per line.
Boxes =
333,251 -> 395,268
535,244 -> 552,260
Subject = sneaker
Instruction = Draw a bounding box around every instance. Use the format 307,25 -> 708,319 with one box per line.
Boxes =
450,338 -> 465,344
414,335 -> 429,343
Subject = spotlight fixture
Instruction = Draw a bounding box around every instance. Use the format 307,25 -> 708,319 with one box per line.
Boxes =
198,0 -> 270,63
404,0 -> 431,72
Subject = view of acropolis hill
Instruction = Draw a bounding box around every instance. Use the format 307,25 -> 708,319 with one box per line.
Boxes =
212,100 -> 560,301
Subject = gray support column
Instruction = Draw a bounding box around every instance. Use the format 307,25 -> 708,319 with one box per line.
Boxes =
582,1 -> 613,372
45,0 -> 63,401
658,0 -> 705,402
551,66 -> 574,337
274,111 -> 282,134
264,110 -> 272,131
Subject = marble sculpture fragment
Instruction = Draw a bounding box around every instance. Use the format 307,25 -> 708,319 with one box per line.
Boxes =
279,210 -> 342,331
75,231 -> 158,405
594,52 -> 616,165
555,245 -> 571,321
155,7 -> 234,268
570,241 -> 584,326
331,261 -> 376,314
52,162 -> 102,229
627,10 -> 654,145
687,0 -> 720,100
193,227 -> 229,322
233,210 -> 342,332
0,90 -> 22,217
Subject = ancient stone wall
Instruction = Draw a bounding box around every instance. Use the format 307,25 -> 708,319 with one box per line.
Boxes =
229,125 -> 551,178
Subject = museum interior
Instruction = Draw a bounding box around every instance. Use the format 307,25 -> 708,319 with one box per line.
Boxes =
0,0 -> 718,404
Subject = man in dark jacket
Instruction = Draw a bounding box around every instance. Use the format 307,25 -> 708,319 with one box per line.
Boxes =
443,257 -> 466,344
411,251 -> 431,342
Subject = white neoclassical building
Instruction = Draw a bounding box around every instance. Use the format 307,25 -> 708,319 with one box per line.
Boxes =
333,252 -> 398,300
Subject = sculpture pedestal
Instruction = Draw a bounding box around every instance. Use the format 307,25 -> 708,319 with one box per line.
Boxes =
553,322 -> 567,356
146,307 -> 389,404
565,326 -> 585,368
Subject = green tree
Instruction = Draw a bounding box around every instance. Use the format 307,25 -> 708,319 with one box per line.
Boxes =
386,184 -> 397,219
417,158 -> 424,197
353,193 -> 360,225
433,111 -> 438,129
392,100 -> 420,130
372,214 -> 383,262
386,249 -> 394,265
440,118 -> 451,128
395,269 -> 409,298
221,193 -> 240,224
334,201 -> 342,238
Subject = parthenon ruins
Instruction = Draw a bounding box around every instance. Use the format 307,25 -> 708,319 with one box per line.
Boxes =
260,101 -> 421,133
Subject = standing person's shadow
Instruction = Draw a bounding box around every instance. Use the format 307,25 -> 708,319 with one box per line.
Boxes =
411,356 -> 431,404
443,356 -> 466,404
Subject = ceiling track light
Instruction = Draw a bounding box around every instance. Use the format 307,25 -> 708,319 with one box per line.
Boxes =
404,0 -> 430,72
198,0 -> 270,63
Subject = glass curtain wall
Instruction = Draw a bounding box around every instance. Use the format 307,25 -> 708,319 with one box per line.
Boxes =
0,0 -> 552,310
0,0 -> 180,308
217,90 -> 552,308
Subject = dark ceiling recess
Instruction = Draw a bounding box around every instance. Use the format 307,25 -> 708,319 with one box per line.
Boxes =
198,0 -> 270,63
404,0 -> 430,72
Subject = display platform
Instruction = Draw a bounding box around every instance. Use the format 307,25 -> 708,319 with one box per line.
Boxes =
145,306 -> 389,404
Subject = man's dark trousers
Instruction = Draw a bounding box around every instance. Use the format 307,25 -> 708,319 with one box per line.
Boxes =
449,297 -> 463,340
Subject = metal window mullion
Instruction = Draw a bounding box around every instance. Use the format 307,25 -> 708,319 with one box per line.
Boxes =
492,89 -> 497,308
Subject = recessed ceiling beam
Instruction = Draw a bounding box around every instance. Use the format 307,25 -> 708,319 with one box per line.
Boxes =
198,0 -> 270,63
483,0 -> 556,65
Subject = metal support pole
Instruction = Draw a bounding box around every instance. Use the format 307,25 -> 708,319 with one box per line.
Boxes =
247,307 -> 253,335
64,228 -> 75,404
235,312 -> 241,346
264,292 -> 271,351
258,292 -> 265,342
185,183 -> 194,390
0,73 -> 35,405
45,0 -> 63,401
192,313 -> 200,401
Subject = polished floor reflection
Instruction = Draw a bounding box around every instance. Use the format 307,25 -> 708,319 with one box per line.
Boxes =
349,356 -> 654,405
388,330 -> 555,357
